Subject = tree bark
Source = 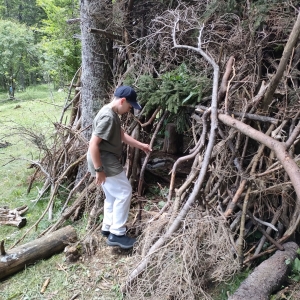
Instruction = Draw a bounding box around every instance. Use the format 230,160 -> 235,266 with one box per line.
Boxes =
229,242 -> 299,300
78,0 -> 114,182
0,225 -> 77,280
162,123 -> 181,154
80,0 -> 113,140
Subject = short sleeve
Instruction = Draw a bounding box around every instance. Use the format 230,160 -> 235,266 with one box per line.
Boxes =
93,115 -> 114,141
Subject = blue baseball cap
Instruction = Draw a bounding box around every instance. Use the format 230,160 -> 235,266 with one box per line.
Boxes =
114,86 -> 142,110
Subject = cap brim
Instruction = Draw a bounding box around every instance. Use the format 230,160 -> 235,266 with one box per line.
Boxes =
128,101 -> 142,110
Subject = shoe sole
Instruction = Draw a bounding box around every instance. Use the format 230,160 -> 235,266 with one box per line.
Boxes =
106,240 -> 135,249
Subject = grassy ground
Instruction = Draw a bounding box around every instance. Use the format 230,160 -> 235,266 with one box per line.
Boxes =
0,85 -> 126,300
0,84 -> 67,245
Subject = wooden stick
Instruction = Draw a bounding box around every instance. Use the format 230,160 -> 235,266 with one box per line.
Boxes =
254,206 -> 282,255
41,278 -> 50,294
88,28 -> 122,41
196,106 -> 278,125
0,240 -> 6,255
236,203 -> 284,251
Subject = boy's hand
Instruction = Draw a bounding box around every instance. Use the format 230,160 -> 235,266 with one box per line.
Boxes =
141,143 -> 152,155
95,171 -> 106,185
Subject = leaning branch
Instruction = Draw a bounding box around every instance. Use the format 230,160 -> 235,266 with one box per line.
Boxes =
262,10 -> 300,110
88,28 -> 122,41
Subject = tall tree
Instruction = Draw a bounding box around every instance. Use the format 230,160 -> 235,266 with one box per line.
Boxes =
0,0 -> 45,27
80,0 -> 113,139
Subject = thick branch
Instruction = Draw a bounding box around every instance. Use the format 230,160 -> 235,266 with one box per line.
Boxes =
196,105 -> 279,124
88,28 -> 122,41
218,113 -> 300,202
66,18 -> 80,24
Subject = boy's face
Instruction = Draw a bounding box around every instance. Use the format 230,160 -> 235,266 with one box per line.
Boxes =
119,98 -> 132,114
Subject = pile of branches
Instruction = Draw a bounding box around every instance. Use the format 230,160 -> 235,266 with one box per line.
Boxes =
121,2 -> 300,299
8,1 -> 300,298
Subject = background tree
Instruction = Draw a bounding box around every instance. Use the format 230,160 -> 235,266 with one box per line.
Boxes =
0,0 -> 45,26
79,0 -> 113,139
37,0 -> 81,87
0,20 -> 37,92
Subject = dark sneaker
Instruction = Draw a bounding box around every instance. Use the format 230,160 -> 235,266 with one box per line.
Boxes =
106,233 -> 136,249
101,230 -> 110,237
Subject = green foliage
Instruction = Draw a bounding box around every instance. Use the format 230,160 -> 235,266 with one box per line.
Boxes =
158,200 -> 166,209
136,64 -> 210,133
0,20 -> 38,89
36,0 -> 81,87
213,269 -> 251,300
0,0 -> 46,27
111,284 -> 123,300
0,84 -> 66,248
0,0 -> 79,88
286,249 -> 300,282
137,64 -> 209,113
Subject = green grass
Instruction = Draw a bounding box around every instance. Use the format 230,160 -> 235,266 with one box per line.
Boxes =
0,84 -> 62,102
0,84 -> 123,300
0,84 -> 67,246
210,269 -> 251,299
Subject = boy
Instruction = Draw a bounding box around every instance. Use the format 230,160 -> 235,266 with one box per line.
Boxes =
87,86 -> 152,249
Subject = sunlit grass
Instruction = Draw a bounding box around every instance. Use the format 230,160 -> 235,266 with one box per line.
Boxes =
0,84 -> 67,246
0,84 -> 123,300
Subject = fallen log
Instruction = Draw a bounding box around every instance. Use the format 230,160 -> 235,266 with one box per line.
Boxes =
228,242 -> 299,300
0,225 -> 77,280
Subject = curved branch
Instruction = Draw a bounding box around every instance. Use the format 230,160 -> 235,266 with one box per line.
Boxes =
123,19 -> 220,291
218,56 -> 235,103
166,108 -> 210,204
218,113 -> 300,203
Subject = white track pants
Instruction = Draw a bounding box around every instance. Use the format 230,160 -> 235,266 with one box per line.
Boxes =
101,171 -> 132,236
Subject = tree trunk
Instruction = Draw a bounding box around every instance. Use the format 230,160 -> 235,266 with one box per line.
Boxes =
162,123 -> 181,154
0,225 -> 77,280
78,0 -> 114,182
229,242 -> 299,300
80,0 -> 113,141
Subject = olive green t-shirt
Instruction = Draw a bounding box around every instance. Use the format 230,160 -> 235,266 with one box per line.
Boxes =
87,105 -> 124,177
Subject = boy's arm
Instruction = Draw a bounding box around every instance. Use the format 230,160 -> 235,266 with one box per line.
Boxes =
121,129 -> 152,154
89,134 -> 106,185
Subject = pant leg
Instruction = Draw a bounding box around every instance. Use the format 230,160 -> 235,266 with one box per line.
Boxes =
102,171 -> 132,235
101,183 -> 115,232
